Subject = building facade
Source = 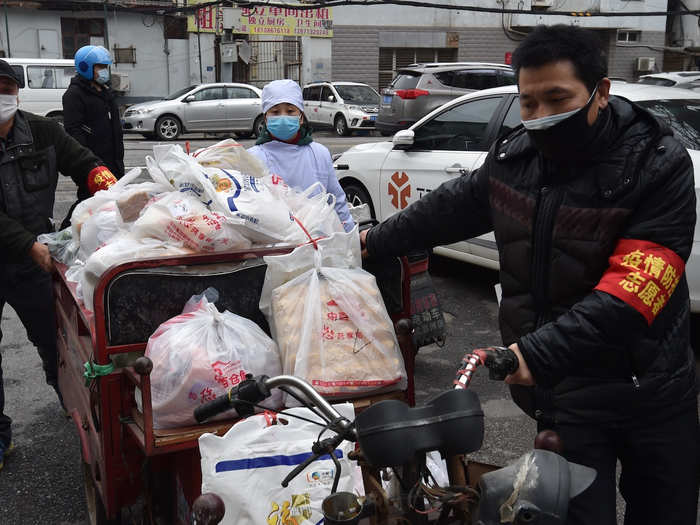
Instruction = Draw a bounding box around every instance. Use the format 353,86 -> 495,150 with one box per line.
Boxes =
0,0 -> 672,101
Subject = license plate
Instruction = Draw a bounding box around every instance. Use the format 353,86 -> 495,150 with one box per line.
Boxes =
370,115 -> 376,121
382,95 -> 392,104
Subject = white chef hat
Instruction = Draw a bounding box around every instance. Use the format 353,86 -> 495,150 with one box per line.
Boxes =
261,79 -> 304,114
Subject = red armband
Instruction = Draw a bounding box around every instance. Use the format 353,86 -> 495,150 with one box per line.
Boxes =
87,166 -> 117,194
594,239 -> 684,324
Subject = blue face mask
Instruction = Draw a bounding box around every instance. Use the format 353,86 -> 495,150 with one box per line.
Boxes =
266,115 -> 300,141
96,68 -> 110,85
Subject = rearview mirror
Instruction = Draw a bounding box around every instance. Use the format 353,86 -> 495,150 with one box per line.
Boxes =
327,95 -> 335,102
392,129 -> 415,149
184,95 -> 195,102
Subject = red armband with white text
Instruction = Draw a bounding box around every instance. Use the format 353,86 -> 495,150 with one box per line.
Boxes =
594,239 -> 685,324
87,166 -> 117,194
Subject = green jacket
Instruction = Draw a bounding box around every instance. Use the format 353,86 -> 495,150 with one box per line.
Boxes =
0,110 -> 101,263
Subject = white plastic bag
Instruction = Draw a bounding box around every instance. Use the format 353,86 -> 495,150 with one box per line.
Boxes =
70,167 -> 170,260
142,290 -> 283,429
260,228 -> 407,399
78,199 -> 124,257
148,145 -> 298,243
192,138 -> 268,178
199,403 -> 362,525
267,178 -> 345,242
132,192 -> 251,253
148,145 -> 344,244
38,228 -> 79,265
79,235 -> 192,310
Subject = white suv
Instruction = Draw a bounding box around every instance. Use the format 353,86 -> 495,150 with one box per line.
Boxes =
302,82 -> 380,136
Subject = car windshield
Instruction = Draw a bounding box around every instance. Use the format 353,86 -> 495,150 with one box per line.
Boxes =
636,99 -> 700,150
164,85 -> 197,100
334,85 -> 379,105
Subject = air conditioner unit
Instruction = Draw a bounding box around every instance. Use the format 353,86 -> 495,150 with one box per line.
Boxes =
111,72 -> 130,93
636,57 -> 655,73
532,0 -> 554,7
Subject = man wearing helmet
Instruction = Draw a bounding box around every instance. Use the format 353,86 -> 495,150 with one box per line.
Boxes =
61,45 -> 124,228
0,58 -> 117,472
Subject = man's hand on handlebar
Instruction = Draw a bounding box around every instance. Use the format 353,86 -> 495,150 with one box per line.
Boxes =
504,343 -> 535,386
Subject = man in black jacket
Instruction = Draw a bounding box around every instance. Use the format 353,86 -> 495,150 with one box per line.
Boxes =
61,45 -> 124,228
362,25 -> 698,524
0,59 -> 117,472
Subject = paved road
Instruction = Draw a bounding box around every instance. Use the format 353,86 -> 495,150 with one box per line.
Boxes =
0,134 -> 696,524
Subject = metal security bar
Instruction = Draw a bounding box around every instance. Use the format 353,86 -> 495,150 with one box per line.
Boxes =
246,38 -> 302,87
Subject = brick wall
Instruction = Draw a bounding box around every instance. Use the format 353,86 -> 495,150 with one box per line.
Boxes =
331,26 -> 666,87
605,31 -> 665,81
457,27 -> 519,64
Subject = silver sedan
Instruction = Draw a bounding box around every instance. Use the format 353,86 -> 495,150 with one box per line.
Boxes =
122,83 -> 264,141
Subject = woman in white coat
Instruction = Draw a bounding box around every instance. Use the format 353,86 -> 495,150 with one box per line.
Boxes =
247,79 -> 355,232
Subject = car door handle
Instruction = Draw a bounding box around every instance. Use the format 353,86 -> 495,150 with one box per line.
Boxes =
444,166 -> 471,176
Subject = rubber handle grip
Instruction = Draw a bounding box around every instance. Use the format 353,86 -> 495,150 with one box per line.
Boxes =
194,393 -> 231,423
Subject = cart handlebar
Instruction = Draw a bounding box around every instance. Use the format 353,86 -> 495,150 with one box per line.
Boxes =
193,374 -> 356,441
454,346 -> 518,389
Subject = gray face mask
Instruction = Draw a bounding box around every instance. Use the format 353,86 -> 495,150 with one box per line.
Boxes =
521,87 -> 598,131
0,94 -> 18,124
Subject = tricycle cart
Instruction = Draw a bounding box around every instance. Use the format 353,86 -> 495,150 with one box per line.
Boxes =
53,245 -> 443,524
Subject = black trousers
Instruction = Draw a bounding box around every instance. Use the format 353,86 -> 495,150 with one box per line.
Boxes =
550,401 -> 699,525
0,262 -> 58,448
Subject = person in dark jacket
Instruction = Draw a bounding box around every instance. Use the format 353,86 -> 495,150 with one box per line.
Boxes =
61,45 -> 124,228
361,25 -> 698,525
0,59 -> 117,472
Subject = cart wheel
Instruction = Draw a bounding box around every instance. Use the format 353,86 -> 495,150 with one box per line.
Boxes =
83,461 -> 121,525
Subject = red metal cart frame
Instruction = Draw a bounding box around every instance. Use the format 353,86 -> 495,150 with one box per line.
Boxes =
54,247 -> 422,524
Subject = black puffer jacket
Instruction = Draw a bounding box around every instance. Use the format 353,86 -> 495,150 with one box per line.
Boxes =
0,111 -> 101,262
366,96 -> 697,425
63,75 -> 124,199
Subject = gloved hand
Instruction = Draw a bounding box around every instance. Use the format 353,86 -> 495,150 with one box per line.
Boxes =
87,165 -> 117,194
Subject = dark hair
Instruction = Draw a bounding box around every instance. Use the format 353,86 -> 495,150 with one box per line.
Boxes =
511,24 -> 608,93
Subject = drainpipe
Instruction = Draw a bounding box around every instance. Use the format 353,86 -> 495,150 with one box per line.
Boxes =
4,0 -> 10,58
103,1 -> 110,50
196,12 -> 203,83
163,17 -> 171,95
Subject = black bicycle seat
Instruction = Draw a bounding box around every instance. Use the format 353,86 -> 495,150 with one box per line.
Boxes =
355,389 -> 484,467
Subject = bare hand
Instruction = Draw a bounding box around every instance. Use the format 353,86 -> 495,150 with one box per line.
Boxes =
359,229 -> 369,258
504,343 -> 535,386
29,242 -> 54,273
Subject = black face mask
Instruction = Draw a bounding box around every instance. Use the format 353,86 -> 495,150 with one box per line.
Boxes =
524,86 -> 603,163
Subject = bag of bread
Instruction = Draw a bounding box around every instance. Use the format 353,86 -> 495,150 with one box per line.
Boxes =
140,288 -> 283,429
192,138 -> 268,178
260,228 -> 407,400
132,192 -> 251,253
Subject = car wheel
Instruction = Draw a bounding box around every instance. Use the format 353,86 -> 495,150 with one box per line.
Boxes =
335,115 -> 350,137
343,183 -> 375,218
253,115 -> 265,138
155,115 -> 181,141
